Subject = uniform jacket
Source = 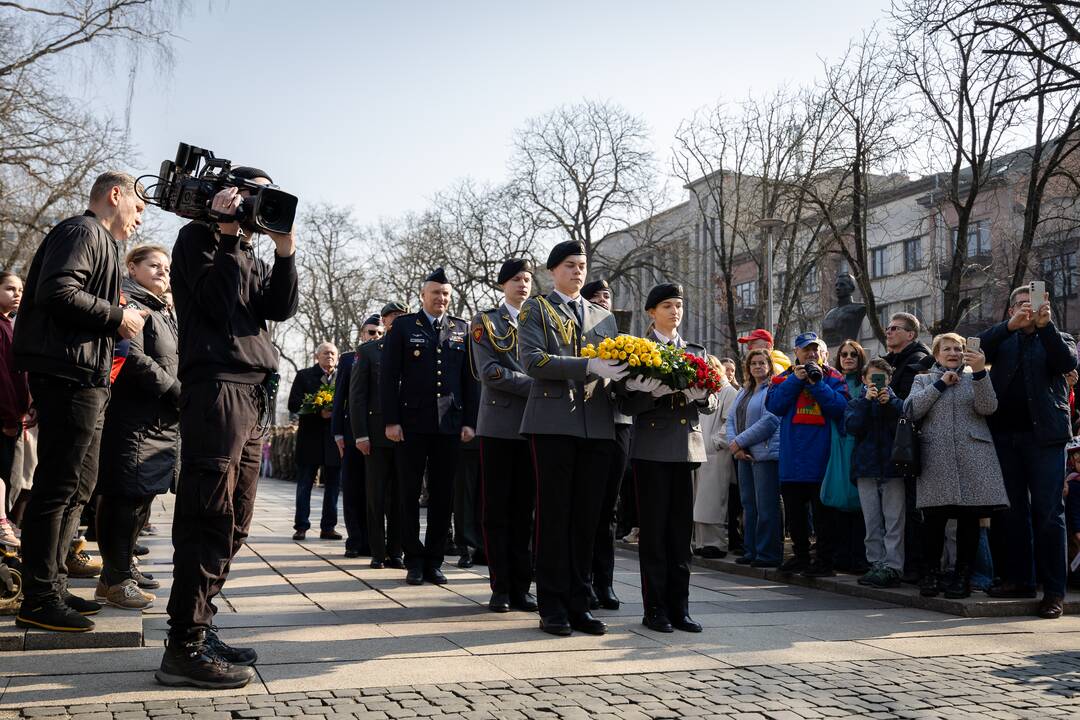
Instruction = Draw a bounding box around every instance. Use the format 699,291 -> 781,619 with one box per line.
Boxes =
843,385 -> 905,482
766,365 -> 849,483
726,382 -> 781,462
13,211 -> 124,386
288,364 -> 341,468
380,312 -> 479,435
978,320 -> 1078,445
331,350 -> 355,442
98,277 -> 180,497
906,367 -> 1008,510
518,292 -> 620,440
621,333 -> 718,464
350,338 -> 391,447
470,303 -> 531,440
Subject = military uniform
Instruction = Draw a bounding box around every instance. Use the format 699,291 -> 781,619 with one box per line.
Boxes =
350,338 -> 401,564
470,302 -> 534,604
623,331 -> 717,627
591,369 -> 634,609
380,310 -> 479,575
518,290 -> 620,625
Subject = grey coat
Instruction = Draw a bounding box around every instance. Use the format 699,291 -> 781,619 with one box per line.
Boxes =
622,335 -> 718,464
518,292 -> 620,440
905,367 -> 1009,511
470,303 -> 531,440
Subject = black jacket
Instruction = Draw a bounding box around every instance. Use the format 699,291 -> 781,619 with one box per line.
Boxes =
171,222 -> 298,384
288,365 -> 341,468
13,211 -> 124,386
884,340 -> 932,400
98,278 -> 181,497
979,320 -> 1078,445
350,338 -> 390,447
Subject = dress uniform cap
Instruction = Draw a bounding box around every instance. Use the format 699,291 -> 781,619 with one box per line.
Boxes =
380,301 -> 409,317
424,267 -> 450,284
581,279 -> 610,301
362,314 -> 381,327
644,282 -> 683,311
546,240 -> 587,270
497,258 -> 533,285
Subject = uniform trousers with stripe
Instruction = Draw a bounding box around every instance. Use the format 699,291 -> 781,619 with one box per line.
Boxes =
479,436 -> 535,596
634,459 -> 695,616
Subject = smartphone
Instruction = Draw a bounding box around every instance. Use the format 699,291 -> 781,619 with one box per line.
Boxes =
871,372 -> 887,390
966,336 -> 981,353
1030,280 -> 1047,312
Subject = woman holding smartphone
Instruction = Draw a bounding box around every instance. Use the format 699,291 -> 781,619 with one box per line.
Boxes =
621,283 -> 717,634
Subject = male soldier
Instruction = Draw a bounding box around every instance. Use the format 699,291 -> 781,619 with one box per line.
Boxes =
518,241 -> 628,636
351,303 -> 408,567
580,278 -> 631,611
470,258 -> 537,613
380,269 -> 479,585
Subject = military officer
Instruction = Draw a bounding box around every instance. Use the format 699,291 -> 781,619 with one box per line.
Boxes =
518,240 -> 628,637
351,302 -> 408,568
621,283 -> 717,634
580,278 -> 631,612
469,258 -> 538,614
380,269 -> 479,585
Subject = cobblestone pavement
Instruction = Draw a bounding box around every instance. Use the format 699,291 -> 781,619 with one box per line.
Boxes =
16,653 -> 1080,720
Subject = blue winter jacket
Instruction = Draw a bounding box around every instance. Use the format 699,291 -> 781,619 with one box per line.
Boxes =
726,383 -> 781,462
765,365 -> 849,483
843,385 -> 906,482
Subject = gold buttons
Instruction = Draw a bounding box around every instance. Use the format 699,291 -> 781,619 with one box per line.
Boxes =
680,418 -> 687,425
543,392 -> 549,397
437,348 -> 442,354
413,350 -> 421,357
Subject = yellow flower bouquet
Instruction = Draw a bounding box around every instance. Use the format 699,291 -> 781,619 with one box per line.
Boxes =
300,383 -> 335,414
581,335 -> 722,391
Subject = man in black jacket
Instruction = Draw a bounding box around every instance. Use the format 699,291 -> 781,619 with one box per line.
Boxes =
288,342 -> 341,541
13,171 -> 148,634
158,171 -> 298,689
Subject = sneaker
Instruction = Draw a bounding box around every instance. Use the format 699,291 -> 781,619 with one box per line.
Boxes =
140,524 -> 158,536
867,567 -> 902,589
156,632 -> 256,689
97,579 -> 154,610
206,627 -> 258,666
65,547 -> 102,579
16,598 -> 95,632
622,528 -> 640,544
133,543 -> 149,557
857,566 -> 883,586
0,519 -> 19,549
63,591 -> 102,615
131,562 -> 160,590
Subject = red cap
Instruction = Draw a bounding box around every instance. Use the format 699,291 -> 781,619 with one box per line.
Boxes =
738,329 -> 774,345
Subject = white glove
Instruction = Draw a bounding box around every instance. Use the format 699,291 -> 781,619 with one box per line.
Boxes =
587,358 -> 630,381
683,386 -> 710,402
652,383 -> 677,397
626,375 -> 663,393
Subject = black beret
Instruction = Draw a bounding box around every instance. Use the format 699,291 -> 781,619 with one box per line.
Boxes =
362,314 -> 381,327
424,267 -> 450,284
231,166 -> 273,184
581,279 -> 610,301
546,240 -> 587,270
644,283 -> 683,311
380,301 -> 409,317
497,258 -> 533,285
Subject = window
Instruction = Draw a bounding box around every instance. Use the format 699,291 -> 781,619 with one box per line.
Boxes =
952,220 -> 992,257
864,302 -> 889,339
1042,252 -> 1077,298
903,238 -> 922,272
903,297 -> 925,322
870,248 -> 886,278
735,280 -> 757,307
803,268 -> 819,293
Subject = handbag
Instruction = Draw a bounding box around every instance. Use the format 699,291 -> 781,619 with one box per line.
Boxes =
890,414 -> 921,476
820,421 -> 861,512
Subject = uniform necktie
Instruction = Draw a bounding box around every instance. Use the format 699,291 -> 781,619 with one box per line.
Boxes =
572,299 -> 583,326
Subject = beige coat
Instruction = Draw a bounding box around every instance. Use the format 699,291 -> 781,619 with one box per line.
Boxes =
693,383 -> 738,524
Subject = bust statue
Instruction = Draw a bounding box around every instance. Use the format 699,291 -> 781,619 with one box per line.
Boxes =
822,272 -> 866,347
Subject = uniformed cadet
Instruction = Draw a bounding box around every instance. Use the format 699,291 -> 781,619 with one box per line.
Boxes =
621,283 -> 717,634
518,241 -> 628,637
469,258 -> 538,614
380,269 -> 479,585
350,302 -> 409,569
580,278 -> 632,612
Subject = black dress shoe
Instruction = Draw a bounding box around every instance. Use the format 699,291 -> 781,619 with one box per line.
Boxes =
405,567 -> 424,585
595,586 -> 621,610
424,568 -> 448,585
987,582 -> 1038,599
319,530 -> 343,540
539,615 -> 572,636
672,614 -> 703,633
457,551 -> 474,569
344,549 -> 361,559
386,556 -> 405,569
698,546 -> 727,559
735,555 -> 755,565
292,530 -> 306,541
488,592 -> 511,613
1038,593 -> 1064,619
509,592 -> 538,612
370,559 -> 385,569
642,611 -> 674,633
569,611 -> 607,635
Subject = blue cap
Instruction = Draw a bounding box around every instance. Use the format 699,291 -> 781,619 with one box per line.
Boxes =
794,331 -> 819,349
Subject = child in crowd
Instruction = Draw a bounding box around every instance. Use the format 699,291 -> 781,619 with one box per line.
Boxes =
843,358 -> 906,588
1065,438 -> 1080,586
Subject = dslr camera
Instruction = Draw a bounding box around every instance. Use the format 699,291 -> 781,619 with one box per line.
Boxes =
803,361 -> 823,383
143,143 -> 298,234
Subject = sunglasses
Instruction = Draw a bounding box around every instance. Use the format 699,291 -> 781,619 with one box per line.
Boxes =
365,330 -> 381,336
885,325 -> 912,333
839,351 -> 860,358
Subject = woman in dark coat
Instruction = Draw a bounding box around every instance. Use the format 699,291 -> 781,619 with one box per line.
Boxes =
95,245 -> 180,610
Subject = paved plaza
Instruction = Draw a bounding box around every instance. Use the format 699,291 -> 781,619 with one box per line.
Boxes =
2,477 -> 1079,718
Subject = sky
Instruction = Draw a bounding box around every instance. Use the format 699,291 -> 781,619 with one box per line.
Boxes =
69,0 -> 895,228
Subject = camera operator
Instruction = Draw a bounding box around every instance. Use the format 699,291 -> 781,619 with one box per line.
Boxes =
12,171 -> 148,634
158,168 -> 298,690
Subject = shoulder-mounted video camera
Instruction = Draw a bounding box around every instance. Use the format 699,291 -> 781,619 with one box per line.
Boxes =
139,143 -> 298,234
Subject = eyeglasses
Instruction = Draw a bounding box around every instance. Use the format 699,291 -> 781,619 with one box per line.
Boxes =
838,351 -> 860,358
885,325 -> 912,333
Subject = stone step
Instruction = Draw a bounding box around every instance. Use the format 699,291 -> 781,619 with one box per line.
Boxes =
1,609 -> 143,651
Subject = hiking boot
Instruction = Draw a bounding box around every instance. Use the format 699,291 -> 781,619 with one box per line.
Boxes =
206,627 -> 258,666
96,579 -> 154,610
131,562 -> 160,590
0,519 -> 20,549
16,598 -> 94,632
920,571 -> 942,597
156,631 -> 256,689
65,546 -> 102,579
